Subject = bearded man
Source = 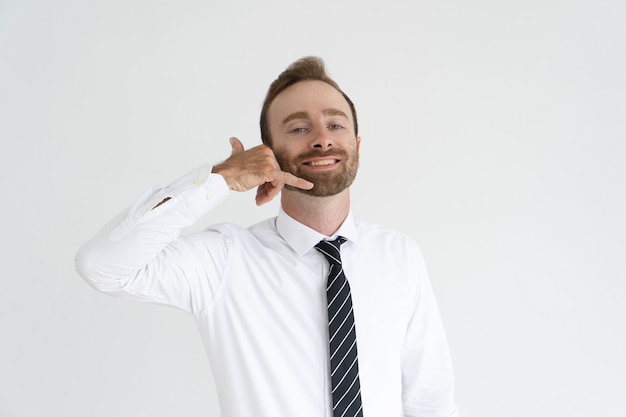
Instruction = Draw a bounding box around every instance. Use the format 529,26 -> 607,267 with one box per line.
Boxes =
76,56 -> 459,417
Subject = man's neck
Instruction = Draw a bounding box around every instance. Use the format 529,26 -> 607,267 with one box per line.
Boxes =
280,189 -> 351,237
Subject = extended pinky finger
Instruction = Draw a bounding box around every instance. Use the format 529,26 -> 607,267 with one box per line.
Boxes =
283,172 -> 314,190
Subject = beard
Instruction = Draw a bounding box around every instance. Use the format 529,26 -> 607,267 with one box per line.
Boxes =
274,145 -> 359,197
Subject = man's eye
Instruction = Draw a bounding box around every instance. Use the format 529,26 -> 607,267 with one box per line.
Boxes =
293,127 -> 308,133
329,124 -> 343,130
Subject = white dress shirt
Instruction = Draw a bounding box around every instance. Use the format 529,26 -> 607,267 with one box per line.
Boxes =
76,163 -> 459,417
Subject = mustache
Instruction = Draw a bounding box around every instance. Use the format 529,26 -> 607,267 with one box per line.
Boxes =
294,148 -> 349,162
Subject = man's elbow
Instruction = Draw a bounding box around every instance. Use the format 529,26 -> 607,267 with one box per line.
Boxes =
74,242 -> 123,293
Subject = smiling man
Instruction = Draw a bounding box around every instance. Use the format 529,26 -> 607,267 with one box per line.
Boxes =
76,57 -> 459,417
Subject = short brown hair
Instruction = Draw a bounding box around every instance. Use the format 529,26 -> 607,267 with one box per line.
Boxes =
259,56 -> 358,146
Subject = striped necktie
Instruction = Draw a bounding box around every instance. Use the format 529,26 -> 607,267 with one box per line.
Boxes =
315,237 -> 364,417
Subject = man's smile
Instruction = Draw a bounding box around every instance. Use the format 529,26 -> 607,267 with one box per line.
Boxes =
303,158 -> 340,167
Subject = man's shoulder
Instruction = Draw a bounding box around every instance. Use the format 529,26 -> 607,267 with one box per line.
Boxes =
247,216 -> 279,235
203,217 -> 277,239
194,218 -> 281,255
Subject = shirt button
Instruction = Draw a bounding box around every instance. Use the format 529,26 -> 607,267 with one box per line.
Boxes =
193,179 -> 204,186
206,193 -> 214,201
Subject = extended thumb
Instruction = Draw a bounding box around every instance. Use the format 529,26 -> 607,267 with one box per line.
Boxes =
229,137 -> 245,154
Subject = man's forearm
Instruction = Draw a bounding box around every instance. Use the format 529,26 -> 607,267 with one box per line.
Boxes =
75,163 -> 229,294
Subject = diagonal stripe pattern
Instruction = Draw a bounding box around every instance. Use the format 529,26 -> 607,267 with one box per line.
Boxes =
315,237 -> 364,417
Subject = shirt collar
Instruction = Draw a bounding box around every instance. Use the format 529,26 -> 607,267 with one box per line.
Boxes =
276,207 -> 359,257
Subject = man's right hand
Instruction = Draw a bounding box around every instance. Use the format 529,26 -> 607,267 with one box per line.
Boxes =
211,137 -> 314,206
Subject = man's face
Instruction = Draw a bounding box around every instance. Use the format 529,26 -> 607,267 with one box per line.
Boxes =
267,80 -> 361,197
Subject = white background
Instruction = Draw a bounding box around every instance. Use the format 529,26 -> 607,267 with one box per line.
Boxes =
1,0 -> 625,416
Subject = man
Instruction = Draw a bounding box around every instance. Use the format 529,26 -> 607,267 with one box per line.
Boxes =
76,57 -> 459,417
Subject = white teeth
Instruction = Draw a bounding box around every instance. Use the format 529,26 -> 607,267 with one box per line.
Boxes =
308,159 -> 336,166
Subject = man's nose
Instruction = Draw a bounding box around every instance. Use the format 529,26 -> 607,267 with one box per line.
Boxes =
311,126 -> 333,149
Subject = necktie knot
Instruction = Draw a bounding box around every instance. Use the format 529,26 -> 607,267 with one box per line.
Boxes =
315,237 -> 347,267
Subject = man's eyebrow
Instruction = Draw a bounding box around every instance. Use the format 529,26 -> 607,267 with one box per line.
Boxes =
282,111 -> 310,125
282,108 -> 348,125
323,108 -> 348,118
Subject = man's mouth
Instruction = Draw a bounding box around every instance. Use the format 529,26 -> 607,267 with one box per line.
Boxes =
304,159 -> 339,167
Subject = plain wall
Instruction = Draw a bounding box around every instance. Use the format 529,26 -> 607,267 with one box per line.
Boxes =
1,0 -> 625,416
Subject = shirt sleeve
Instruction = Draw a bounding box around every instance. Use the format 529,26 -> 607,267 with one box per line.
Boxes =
401,248 -> 460,417
75,163 -> 231,316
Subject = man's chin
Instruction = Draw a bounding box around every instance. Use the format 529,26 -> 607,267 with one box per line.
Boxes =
283,175 -> 355,197
278,158 -> 358,197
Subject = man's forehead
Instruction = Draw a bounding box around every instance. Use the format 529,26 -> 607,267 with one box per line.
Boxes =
269,80 -> 351,119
